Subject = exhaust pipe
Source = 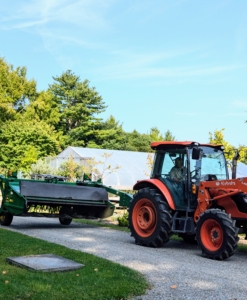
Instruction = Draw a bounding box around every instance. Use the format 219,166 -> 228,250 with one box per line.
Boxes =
232,150 -> 240,179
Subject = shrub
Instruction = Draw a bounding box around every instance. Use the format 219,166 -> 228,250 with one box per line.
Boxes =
117,212 -> 129,227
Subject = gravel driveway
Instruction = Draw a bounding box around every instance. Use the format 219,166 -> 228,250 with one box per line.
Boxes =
2,216 -> 247,300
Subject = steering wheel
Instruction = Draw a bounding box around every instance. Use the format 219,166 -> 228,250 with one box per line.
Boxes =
190,167 -> 200,178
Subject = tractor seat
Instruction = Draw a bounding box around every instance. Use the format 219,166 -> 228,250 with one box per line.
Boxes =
203,174 -> 217,181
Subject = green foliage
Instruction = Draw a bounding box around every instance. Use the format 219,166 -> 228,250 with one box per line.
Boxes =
24,90 -> 60,127
121,130 -> 151,152
0,167 -> 8,176
49,70 -> 107,147
117,212 -> 129,227
163,129 -> 176,141
87,115 -> 126,150
0,57 -> 36,123
239,145 -> 247,164
0,119 -> 61,171
209,128 -> 247,163
209,128 -> 233,160
30,158 -> 55,175
58,155 -> 84,181
150,127 -> 175,142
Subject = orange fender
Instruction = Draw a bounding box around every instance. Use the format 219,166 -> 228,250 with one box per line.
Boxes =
133,179 -> 176,210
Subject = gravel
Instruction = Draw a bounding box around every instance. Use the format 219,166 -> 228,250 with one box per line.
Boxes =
2,216 -> 247,300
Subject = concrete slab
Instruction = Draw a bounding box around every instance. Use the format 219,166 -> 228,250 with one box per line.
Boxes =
6,254 -> 84,272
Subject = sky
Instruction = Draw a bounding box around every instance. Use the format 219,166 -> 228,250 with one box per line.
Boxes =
0,0 -> 247,148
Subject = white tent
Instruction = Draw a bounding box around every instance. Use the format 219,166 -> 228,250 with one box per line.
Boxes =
49,147 -> 154,190
228,162 -> 247,179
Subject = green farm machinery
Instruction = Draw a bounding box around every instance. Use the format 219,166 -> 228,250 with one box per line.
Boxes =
0,173 -> 132,226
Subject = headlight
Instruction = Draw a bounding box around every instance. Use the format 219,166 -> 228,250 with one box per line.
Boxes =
243,196 -> 247,203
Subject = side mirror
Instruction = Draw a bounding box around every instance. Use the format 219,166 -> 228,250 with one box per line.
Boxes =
192,148 -> 201,160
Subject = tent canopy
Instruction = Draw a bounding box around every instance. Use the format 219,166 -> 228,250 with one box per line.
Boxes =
53,147 -> 153,190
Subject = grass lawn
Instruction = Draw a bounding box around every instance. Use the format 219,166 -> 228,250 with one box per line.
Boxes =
0,228 -> 149,300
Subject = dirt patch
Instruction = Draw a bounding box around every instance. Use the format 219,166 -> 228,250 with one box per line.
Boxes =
238,235 -> 247,245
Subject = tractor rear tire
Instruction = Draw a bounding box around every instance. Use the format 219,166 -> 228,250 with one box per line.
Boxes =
59,207 -> 72,226
196,209 -> 239,260
0,213 -> 13,226
128,188 -> 172,247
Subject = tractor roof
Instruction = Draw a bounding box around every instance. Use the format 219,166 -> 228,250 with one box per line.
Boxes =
150,141 -> 223,150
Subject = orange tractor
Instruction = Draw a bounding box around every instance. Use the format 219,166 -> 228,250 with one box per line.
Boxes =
128,141 -> 247,260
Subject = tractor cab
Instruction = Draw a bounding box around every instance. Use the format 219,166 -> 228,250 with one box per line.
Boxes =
150,142 -> 228,210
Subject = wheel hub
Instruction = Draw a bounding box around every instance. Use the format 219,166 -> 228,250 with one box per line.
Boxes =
210,226 -> 221,244
137,206 -> 156,230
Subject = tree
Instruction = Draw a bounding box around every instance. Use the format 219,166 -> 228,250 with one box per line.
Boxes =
149,127 -> 175,142
86,115 -> 127,150
149,127 -> 163,142
0,57 -> 36,123
48,70 -> 107,147
0,119 -> 61,171
208,128 -> 247,163
209,128 -> 234,161
123,130 -> 152,152
58,155 -> 83,182
163,130 -> 175,141
30,158 -> 56,175
24,90 -> 60,127
237,145 -> 247,164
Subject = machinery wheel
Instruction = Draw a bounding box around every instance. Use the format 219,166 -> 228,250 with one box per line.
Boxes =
59,207 -> 72,226
196,209 -> 239,260
178,233 -> 197,244
0,213 -> 13,226
59,217 -> 72,225
128,187 -> 172,247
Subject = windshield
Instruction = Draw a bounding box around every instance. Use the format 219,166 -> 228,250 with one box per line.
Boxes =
190,147 -> 228,181
189,146 -> 228,181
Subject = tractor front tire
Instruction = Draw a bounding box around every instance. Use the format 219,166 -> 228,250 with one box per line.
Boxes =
0,213 -> 13,226
128,188 -> 172,247
196,209 -> 239,260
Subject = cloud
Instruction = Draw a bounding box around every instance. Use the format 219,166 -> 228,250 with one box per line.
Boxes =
109,46 -> 204,66
0,0 -> 113,66
232,101 -> 247,108
39,29 -> 103,50
0,0 -> 111,31
126,0 -> 187,24
175,112 -> 198,116
93,57 -> 241,81
227,112 -> 247,116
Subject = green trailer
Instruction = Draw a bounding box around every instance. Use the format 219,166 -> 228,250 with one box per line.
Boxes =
0,173 -> 132,226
